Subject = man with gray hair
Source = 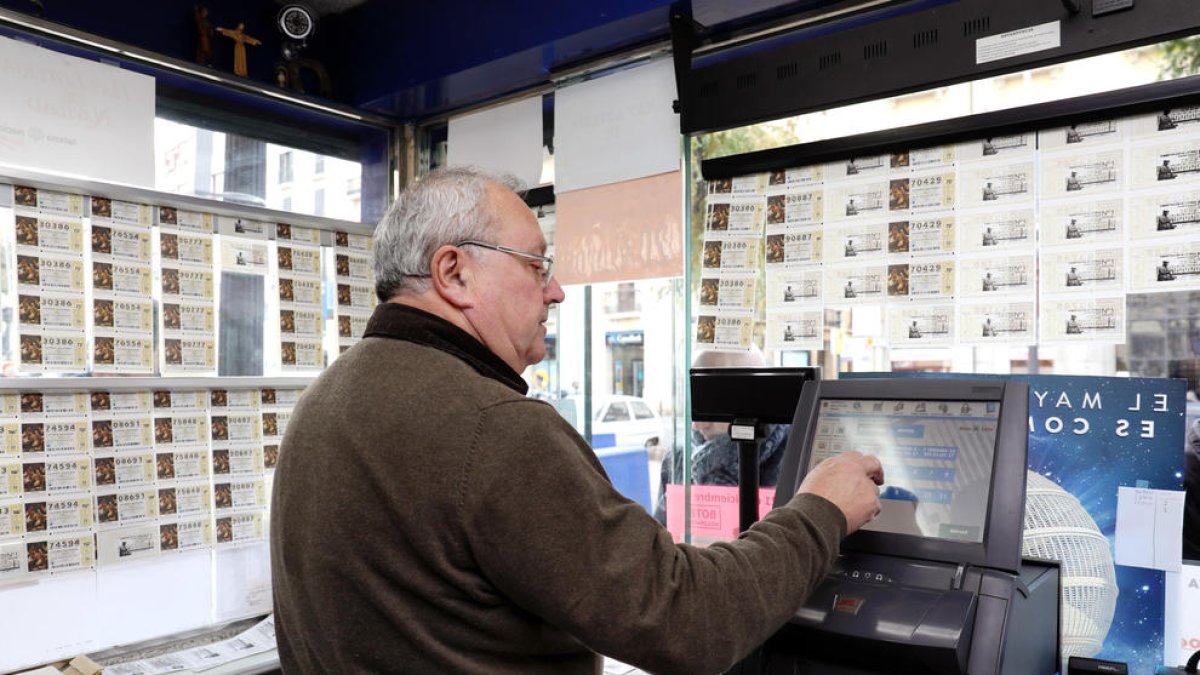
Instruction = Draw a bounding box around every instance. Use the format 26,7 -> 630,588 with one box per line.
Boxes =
271,167 -> 884,674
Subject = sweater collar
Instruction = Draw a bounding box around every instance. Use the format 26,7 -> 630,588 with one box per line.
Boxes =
363,302 -> 529,395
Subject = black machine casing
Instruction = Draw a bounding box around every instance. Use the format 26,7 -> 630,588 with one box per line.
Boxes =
729,378 -> 1060,675
730,555 -> 1059,675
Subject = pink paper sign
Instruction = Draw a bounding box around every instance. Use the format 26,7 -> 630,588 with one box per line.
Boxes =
664,483 -> 777,545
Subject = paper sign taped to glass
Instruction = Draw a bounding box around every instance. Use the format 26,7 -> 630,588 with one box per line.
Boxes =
766,267 -> 821,308
763,165 -> 823,191
886,302 -> 955,347
1130,241 -> 1200,292
766,309 -> 823,351
1041,247 -> 1125,294
824,264 -> 886,304
1040,199 -> 1123,246
765,227 -> 823,266
1039,294 -> 1126,343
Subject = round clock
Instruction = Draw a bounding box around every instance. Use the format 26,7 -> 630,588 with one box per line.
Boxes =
277,4 -> 315,42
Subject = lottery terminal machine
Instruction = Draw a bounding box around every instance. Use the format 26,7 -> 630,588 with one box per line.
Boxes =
725,377 -> 1060,675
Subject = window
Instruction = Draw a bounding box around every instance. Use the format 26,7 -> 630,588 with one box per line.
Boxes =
616,283 -> 637,313
691,39 -> 1200,388
279,151 -> 294,183
631,401 -> 655,420
314,155 -> 325,175
154,118 -> 364,220
601,403 -> 631,422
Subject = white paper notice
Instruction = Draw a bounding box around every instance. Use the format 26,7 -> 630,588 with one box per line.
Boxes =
976,21 -> 1060,65
448,96 -> 544,187
1163,563 -> 1200,668
1114,486 -> 1184,572
555,58 -> 679,192
0,37 -> 155,186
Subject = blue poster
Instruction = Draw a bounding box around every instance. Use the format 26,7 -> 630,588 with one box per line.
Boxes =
848,373 -> 1187,673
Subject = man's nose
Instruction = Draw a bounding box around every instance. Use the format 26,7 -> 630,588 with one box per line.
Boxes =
544,277 -> 565,303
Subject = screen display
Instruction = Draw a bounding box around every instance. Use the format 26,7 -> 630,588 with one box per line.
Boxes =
807,398 -> 999,542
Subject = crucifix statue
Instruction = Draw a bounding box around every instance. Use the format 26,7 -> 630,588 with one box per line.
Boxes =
216,23 -> 261,77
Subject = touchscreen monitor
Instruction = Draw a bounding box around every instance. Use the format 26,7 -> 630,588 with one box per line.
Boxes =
775,378 -> 1028,572
808,398 -> 999,543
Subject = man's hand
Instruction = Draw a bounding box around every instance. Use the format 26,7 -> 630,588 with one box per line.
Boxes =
796,451 -> 884,534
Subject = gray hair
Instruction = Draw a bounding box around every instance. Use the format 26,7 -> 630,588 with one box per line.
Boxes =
374,167 -> 524,300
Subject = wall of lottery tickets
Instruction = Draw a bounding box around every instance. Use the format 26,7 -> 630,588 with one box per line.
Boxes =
0,167 -> 377,673
698,106 -> 1200,353
3,170 -> 376,376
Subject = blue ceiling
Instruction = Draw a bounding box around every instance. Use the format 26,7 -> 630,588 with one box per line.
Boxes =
324,1 -> 676,119
0,0 -> 863,122
324,0 -> 871,119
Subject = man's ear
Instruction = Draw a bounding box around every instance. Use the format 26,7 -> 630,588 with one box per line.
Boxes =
431,244 -> 476,309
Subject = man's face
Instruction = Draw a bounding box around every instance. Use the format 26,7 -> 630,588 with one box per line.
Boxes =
467,185 -> 565,372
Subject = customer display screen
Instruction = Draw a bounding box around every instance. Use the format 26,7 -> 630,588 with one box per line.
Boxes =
806,398 -> 1000,543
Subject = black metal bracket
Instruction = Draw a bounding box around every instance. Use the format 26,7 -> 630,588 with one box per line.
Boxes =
669,4 -> 706,126
731,417 -> 764,534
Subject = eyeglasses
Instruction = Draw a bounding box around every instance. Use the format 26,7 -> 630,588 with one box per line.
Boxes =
457,240 -> 554,287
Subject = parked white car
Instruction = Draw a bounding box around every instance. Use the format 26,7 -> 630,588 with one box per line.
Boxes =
552,395 -> 665,449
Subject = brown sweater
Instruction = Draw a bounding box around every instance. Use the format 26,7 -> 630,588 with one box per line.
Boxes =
270,303 -> 846,674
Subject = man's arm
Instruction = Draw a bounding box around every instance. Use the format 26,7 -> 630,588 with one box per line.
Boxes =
461,402 -> 877,675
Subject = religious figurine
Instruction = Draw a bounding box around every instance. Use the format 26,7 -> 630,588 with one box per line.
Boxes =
216,23 -> 261,77
194,4 -> 214,67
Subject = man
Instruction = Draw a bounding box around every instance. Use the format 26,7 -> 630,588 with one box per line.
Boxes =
1065,171 -> 1082,191
1065,266 -> 1082,287
1159,260 -> 1176,282
982,272 -> 998,292
908,320 -> 922,339
1157,209 -> 1175,231
981,317 -> 997,337
1158,158 -> 1177,181
271,168 -> 884,675
1065,219 -> 1082,239
982,226 -> 997,246
1066,314 -> 1082,334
